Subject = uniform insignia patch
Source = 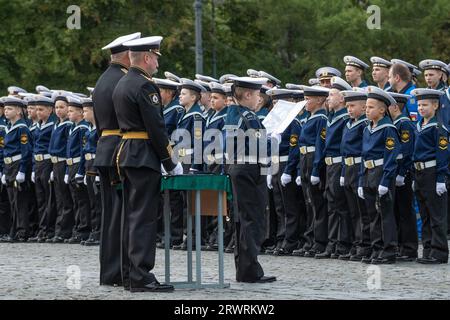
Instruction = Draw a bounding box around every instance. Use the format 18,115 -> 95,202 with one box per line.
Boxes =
289,134 -> 298,147
20,133 -> 28,145
401,130 -> 410,143
320,128 -> 326,140
0,137 -> 4,148
439,136 -> 448,150
151,94 -> 159,104
385,137 -> 395,150
194,128 -> 202,140
82,136 -> 87,147
255,130 -> 262,138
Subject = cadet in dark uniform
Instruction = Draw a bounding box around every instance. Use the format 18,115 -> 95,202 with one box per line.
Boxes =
370,57 -> 392,90
47,91 -> 74,243
411,88 -> 449,264
29,95 -> 57,242
65,96 -> 91,243
388,92 -> 418,261
318,77 -> 352,259
223,76 -> 276,283
0,98 -> 11,241
113,36 -> 182,292
358,86 -> 400,264
81,98 -> 101,246
2,96 -> 33,242
296,85 -> 329,257
344,56 -> 369,88
92,32 -> 141,286
339,88 -> 371,261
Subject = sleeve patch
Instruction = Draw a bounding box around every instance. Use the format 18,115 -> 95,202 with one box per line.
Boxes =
20,133 -> 28,145
439,136 -> 448,150
385,137 -> 395,150
401,130 -> 410,143
320,128 -> 326,140
289,134 -> 298,147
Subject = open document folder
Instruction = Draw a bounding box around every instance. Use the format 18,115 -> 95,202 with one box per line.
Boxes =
262,100 -> 307,135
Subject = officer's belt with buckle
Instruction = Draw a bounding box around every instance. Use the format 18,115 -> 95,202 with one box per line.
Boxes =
414,160 -> 436,171
4,154 -> 22,165
51,156 -> 67,164
101,129 -> 123,137
66,157 -> 81,166
122,131 -> 149,140
325,156 -> 342,166
364,159 -> 384,169
34,154 -> 51,162
299,146 -> 315,155
344,157 -> 362,166
85,153 -> 96,161
178,148 -> 194,157
271,155 -> 289,164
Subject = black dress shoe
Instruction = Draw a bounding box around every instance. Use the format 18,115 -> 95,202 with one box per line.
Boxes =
330,253 -> 340,259
67,236 -> 82,244
84,239 -> 100,246
28,236 -> 39,243
396,255 -> 417,262
224,246 -> 234,254
130,281 -> 174,293
371,257 -> 396,264
52,236 -> 65,243
417,257 -> 447,264
273,248 -> 291,256
37,237 -> 47,243
361,256 -> 374,264
338,253 -> 352,261
304,250 -> 319,258
253,276 -> 277,283
204,244 -> 217,251
314,251 -> 331,259
292,248 -> 306,257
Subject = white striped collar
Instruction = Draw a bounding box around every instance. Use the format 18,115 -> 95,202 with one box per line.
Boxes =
366,122 -> 396,134
56,120 -> 72,128
40,121 -> 55,130
70,124 -> 90,135
6,122 -> 28,134
328,112 -> 349,127
163,104 -> 184,116
307,112 -> 328,122
346,117 -> 367,129
393,116 -> 411,125
207,113 -> 227,127
179,111 -> 204,122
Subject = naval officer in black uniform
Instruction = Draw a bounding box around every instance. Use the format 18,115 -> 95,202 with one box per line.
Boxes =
113,35 -> 183,292
93,32 -> 141,287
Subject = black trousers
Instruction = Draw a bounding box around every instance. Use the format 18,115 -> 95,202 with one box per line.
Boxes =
300,152 -> 327,252
53,161 -> 74,239
229,164 -> 266,282
121,167 -> 161,288
4,161 -> 33,238
394,172 -> 418,257
415,168 -> 448,262
262,188 -> 277,249
270,162 -> 287,248
362,166 -> 398,259
343,163 -> 371,255
35,160 -> 56,238
325,163 -> 352,254
68,164 -> 91,239
0,185 -> 11,236
98,166 -> 123,286
85,167 -> 102,240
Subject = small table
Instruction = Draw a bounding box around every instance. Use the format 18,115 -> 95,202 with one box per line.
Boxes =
161,174 -> 232,289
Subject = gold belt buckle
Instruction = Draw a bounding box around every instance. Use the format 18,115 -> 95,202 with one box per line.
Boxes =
67,159 -> 73,166
86,154 -> 92,161
300,146 -> 307,155
325,157 -> 333,166
415,162 -> 424,171
365,160 -> 375,169
4,158 -> 12,165
345,157 -> 354,166
178,148 -> 186,157
51,156 -> 57,163
36,155 -> 43,161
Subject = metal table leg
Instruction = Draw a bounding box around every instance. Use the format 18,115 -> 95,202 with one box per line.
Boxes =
218,192 -> 224,286
164,189 -> 171,284
195,190 -> 202,288
187,190 -> 193,283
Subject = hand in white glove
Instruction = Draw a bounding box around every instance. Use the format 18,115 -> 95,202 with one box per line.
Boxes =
358,187 -> 365,199
1,175 -> 6,185
340,176 -> 345,187
295,176 -> 302,186
16,172 -> 25,184
95,176 -> 100,183
83,175 -> 88,186
412,181 -> 416,192
436,182 -> 447,196
266,175 -> 273,189
378,185 -> 389,196
395,175 -> 405,187
280,173 -> 292,187
31,172 -> 35,183
64,174 -> 69,184
310,175 -> 320,185
170,162 -> 183,176
161,164 -> 168,176
49,171 -> 54,182
75,174 -> 84,184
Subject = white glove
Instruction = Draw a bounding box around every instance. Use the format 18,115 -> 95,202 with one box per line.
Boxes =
266,175 -> 273,189
395,175 -> 405,187
412,181 -> 416,192
50,171 -> 54,182
378,185 -> 389,196
31,172 -> 35,183
311,175 -> 320,185
83,175 -> 88,186
64,174 -> 69,184
358,187 -> 365,199
161,164 -> 168,176
280,173 -> 292,187
1,175 -> 6,185
95,176 -> 100,183
436,182 -> 447,196
15,172 -> 25,184
340,176 -> 345,187
170,162 -> 183,176
295,176 -> 302,186
75,174 -> 84,184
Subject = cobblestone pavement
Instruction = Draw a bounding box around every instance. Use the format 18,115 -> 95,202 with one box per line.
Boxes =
0,242 -> 449,300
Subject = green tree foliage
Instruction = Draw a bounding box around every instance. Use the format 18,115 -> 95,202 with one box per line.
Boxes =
0,0 -> 448,94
